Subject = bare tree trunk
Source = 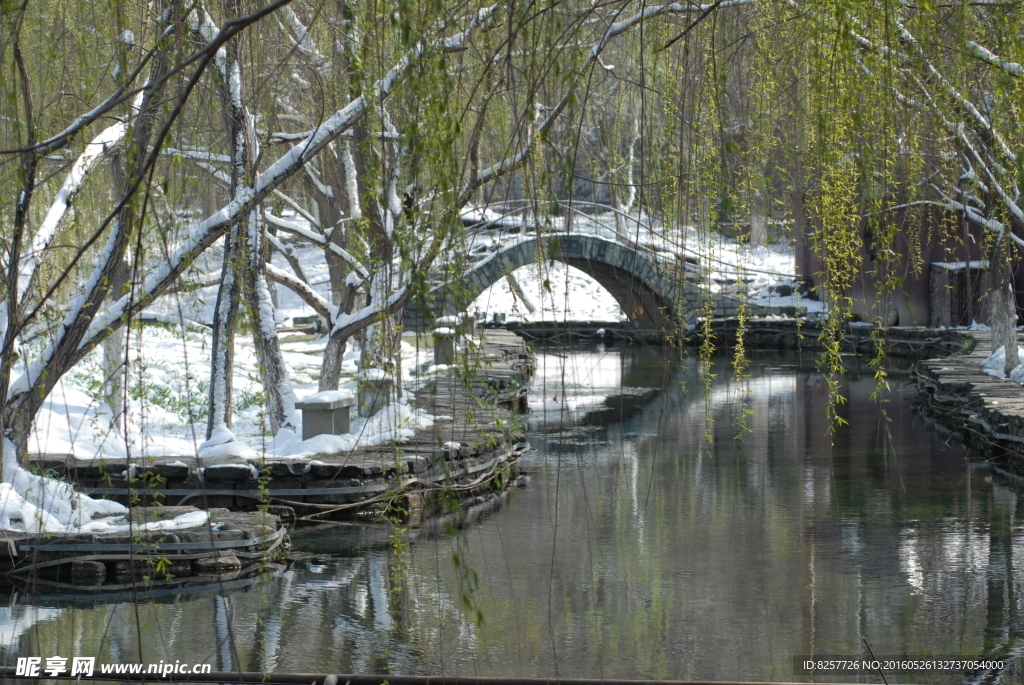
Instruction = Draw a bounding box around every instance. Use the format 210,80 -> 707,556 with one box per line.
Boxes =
319,333 -> 349,391
319,275 -> 361,391
750,190 -> 767,248
204,5 -> 248,438
991,241 -> 1018,374
245,209 -> 298,434
197,0 -> 304,440
207,227 -> 242,435
101,259 -> 129,431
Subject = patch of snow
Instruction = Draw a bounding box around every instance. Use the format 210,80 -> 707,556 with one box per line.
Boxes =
201,423 -> 236,449
198,441 -> 257,460
299,390 -> 355,404
472,262 -> 626,323
357,368 -> 391,381
981,345 -> 1024,378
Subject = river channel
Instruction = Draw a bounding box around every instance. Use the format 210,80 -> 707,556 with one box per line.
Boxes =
3,346 -> 1024,684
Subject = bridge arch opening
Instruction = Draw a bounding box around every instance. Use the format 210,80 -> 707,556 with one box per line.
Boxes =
470,262 -> 627,323
404,234 -> 694,331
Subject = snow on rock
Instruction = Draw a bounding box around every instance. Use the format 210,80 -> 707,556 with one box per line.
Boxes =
0,484 -> 64,534
197,423 -> 258,459
981,345 -> 1024,379
299,390 -> 355,404
0,438 -> 207,535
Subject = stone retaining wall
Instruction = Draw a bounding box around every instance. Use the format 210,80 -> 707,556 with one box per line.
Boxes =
914,331 -> 1024,471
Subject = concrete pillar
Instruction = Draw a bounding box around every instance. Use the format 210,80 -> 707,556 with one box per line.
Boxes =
295,392 -> 357,440
357,370 -> 393,418
460,312 -> 476,338
434,327 -> 456,365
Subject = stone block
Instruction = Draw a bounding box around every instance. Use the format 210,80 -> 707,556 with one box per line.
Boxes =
204,464 -> 258,482
434,328 -> 456,365
357,373 -> 393,418
295,392 -> 357,440
266,460 -> 309,478
192,555 -> 242,575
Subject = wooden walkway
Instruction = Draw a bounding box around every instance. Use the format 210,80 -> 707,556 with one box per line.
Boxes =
26,330 -> 535,522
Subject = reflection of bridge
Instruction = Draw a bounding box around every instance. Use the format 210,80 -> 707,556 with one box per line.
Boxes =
403,233 -> 741,332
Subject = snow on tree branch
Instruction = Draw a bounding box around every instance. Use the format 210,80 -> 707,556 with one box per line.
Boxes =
265,212 -> 369,280
70,3 -> 500,364
17,121 -> 128,300
266,263 -> 332,319
968,41 -> 1023,78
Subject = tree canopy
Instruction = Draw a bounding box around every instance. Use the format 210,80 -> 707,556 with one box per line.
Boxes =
1,0 -> 1022,461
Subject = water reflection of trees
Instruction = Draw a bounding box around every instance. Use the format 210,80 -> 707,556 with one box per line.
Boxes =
7,354 -> 1024,682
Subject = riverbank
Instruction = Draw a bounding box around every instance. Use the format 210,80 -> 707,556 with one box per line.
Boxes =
0,507 -> 287,592
502,318 -> 973,359
914,330 -> 1024,471
24,330 -> 534,525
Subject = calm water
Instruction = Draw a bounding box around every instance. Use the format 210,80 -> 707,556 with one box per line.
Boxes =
4,347 -> 1024,683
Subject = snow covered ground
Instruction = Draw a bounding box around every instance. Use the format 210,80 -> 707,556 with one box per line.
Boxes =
471,262 -> 628,322
29,323 -> 438,461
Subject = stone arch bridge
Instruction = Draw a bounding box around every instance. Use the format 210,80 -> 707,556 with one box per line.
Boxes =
402,234 -> 741,332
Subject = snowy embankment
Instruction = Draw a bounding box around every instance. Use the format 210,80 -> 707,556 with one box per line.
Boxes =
1,438 -> 207,534
29,324 -> 439,462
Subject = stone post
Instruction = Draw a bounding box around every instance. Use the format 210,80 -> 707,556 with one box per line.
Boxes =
357,369 -> 393,418
434,327 -> 456,365
295,391 -> 357,440
460,311 -> 476,338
